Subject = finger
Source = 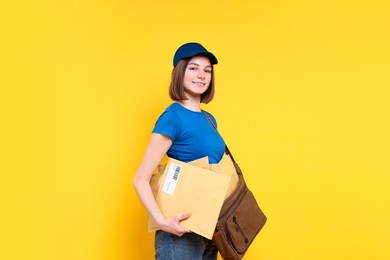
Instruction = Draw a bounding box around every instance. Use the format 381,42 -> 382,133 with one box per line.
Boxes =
177,212 -> 191,222
176,228 -> 191,237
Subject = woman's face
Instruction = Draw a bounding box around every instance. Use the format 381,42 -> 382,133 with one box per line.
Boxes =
183,56 -> 212,99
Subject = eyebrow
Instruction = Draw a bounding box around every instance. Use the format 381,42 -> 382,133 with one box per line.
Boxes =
188,62 -> 212,68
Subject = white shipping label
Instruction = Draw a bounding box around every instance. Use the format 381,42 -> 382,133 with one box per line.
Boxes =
162,163 -> 182,195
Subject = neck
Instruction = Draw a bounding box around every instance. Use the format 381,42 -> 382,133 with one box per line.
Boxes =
178,98 -> 201,112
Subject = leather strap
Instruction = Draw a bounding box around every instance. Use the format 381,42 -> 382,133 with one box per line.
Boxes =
202,111 -> 237,165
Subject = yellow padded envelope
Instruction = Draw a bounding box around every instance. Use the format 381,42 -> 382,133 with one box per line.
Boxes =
211,154 -> 239,199
149,157 -> 231,239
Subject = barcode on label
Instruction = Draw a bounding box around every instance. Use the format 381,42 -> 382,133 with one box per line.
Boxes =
162,163 -> 182,195
173,165 -> 181,181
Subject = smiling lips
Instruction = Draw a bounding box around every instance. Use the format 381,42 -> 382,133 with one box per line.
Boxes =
193,81 -> 206,86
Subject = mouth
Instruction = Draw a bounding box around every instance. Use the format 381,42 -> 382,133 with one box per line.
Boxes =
192,81 -> 206,86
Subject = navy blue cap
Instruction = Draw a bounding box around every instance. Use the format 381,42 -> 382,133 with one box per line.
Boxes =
173,42 -> 218,67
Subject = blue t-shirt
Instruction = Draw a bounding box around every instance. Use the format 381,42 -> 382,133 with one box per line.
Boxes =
152,103 -> 225,164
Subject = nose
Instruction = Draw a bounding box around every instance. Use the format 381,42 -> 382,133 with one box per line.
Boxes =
197,71 -> 206,79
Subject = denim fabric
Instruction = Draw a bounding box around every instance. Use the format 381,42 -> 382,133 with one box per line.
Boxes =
155,230 -> 218,260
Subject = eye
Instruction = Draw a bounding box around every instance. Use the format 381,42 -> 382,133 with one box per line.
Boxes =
205,69 -> 212,74
188,67 -> 197,71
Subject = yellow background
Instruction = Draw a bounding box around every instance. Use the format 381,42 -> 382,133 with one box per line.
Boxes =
1,0 -> 390,259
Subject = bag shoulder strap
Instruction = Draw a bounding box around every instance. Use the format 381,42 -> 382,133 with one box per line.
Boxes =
202,110 -> 238,165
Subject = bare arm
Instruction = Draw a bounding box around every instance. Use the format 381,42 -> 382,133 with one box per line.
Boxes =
133,133 -> 191,236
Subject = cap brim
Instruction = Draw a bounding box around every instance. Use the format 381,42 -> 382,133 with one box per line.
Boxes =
185,51 -> 218,65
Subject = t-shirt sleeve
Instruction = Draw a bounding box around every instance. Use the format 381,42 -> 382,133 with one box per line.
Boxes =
152,110 -> 180,141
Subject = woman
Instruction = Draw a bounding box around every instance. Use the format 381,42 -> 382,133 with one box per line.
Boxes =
133,42 -> 225,259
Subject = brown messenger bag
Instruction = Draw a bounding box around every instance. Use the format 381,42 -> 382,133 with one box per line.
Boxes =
204,111 -> 267,259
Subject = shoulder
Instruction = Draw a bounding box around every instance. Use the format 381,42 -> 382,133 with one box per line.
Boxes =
162,103 -> 183,116
158,103 -> 181,117
156,104 -> 181,123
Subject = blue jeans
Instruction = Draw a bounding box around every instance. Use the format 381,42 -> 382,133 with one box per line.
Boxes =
154,230 -> 218,260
